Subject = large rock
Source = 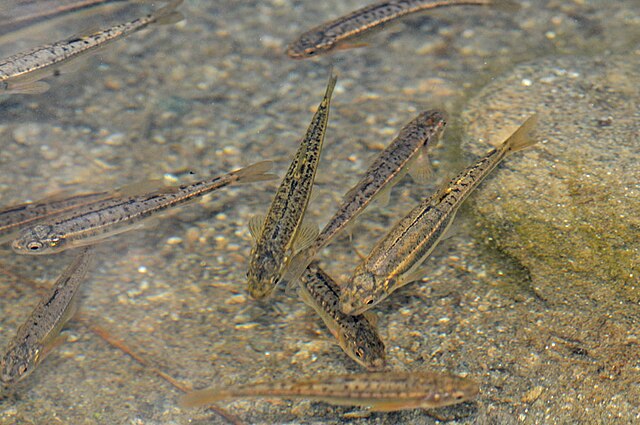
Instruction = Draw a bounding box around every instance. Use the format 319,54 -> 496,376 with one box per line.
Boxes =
461,53 -> 639,308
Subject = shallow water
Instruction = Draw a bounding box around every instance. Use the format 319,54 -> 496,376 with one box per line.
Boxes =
0,1 -> 638,424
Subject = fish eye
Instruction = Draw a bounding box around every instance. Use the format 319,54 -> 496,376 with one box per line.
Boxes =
454,391 -> 465,400
18,364 -> 28,376
365,297 -> 374,305
27,241 -> 43,251
354,347 -> 365,358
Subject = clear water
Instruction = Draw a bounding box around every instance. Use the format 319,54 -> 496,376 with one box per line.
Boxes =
0,1 -> 638,424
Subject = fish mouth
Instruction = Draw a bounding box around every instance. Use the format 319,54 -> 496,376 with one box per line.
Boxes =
247,277 -> 276,300
366,357 -> 387,371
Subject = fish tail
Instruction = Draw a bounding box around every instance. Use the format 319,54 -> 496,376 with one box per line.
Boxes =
325,70 -> 338,100
234,160 -> 278,184
152,0 -> 185,25
180,388 -> 234,407
502,114 -> 540,154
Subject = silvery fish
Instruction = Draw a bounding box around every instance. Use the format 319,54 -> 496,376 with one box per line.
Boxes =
298,262 -> 386,370
181,370 -> 479,411
0,0 -> 184,94
284,110 -> 446,287
12,161 -> 275,255
247,72 -> 337,299
0,191 -> 111,244
341,115 -> 539,315
287,0 -> 517,59
1,247 -> 94,385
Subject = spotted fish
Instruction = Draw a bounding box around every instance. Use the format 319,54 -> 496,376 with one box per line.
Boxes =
341,115 -> 539,315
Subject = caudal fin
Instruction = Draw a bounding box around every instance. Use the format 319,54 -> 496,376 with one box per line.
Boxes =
234,160 -> 278,184
502,114 -> 540,154
152,0 -> 185,25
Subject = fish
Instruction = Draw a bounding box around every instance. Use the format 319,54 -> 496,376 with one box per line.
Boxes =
284,110 -> 446,286
0,191 -> 112,244
180,370 -> 479,411
0,0 -> 184,94
11,161 -> 276,255
247,72 -> 337,299
298,262 -> 386,370
287,0 -> 517,59
1,247 -> 94,385
0,0 -> 132,38
341,115 -> 539,315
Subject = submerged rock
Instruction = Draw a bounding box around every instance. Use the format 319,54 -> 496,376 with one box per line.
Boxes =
461,53 -> 639,308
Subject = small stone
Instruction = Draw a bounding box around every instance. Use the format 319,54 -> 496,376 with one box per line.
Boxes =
522,386 -> 545,403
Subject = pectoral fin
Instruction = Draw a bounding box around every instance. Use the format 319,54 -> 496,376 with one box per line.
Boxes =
292,222 -> 319,253
248,215 -> 265,241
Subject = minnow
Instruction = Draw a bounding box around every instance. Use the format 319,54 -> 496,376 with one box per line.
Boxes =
287,0 -> 517,59
341,115 -> 539,315
0,191 -> 112,244
11,161 -> 275,255
0,0 -> 132,37
1,247 -> 94,385
247,73 -> 337,299
180,370 -> 479,411
0,0 -> 184,94
284,110 -> 446,285
298,262 -> 386,370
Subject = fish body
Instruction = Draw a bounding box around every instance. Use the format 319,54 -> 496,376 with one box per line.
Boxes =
0,0 -> 184,94
181,370 -> 479,411
284,110 -> 446,285
287,0 -> 509,58
247,73 -> 337,299
12,161 -> 275,255
341,115 -> 539,315
0,191 -> 111,244
298,262 -> 386,370
1,247 -> 94,385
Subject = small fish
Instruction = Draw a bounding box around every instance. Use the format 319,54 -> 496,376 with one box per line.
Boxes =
1,247 -> 94,385
247,72 -> 337,299
298,262 -> 386,370
0,191 -> 112,244
0,0 -> 184,94
12,161 -> 275,255
0,0 -> 132,37
284,110 -> 446,286
341,115 -> 539,315
180,370 -> 479,411
287,0 -> 516,59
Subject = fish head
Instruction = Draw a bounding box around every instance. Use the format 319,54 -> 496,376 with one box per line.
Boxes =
11,224 -> 63,255
340,266 -> 387,315
0,343 -> 39,386
344,326 -> 387,371
286,34 -> 329,59
246,252 -> 283,299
